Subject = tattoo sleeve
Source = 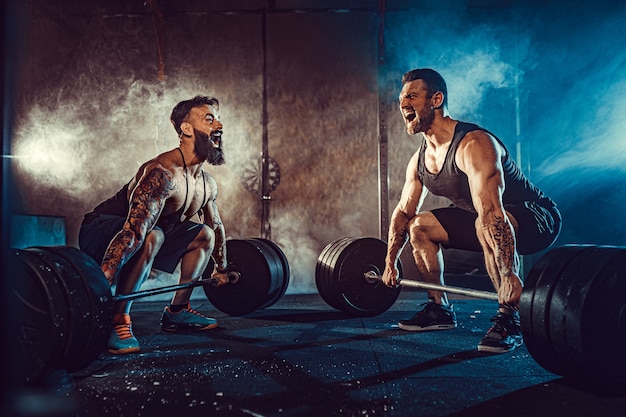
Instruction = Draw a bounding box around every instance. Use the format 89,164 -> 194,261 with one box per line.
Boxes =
210,198 -> 227,270
100,168 -> 174,283
484,214 -> 517,278
203,174 -> 227,270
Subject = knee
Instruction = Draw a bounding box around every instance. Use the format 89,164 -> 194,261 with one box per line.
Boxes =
193,225 -> 215,252
142,229 -> 165,258
408,215 -> 431,246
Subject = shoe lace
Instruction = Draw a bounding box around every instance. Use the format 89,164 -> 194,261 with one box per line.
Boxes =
487,319 -> 506,335
184,306 -> 206,318
422,301 -> 452,313
487,313 -> 519,336
114,323 -> 133,340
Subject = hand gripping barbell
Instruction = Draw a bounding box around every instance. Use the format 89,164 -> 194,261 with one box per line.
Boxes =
315,237 -> 626,392
10,238 -> 290,385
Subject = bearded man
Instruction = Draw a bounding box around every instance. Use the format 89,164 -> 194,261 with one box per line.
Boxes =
79,96 -> 231,354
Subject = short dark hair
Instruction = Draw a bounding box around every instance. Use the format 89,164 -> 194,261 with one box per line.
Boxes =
170,96 -> 220,135
401,68 -> 447,109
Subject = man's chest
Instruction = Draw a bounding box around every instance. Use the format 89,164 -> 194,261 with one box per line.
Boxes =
424,142 -> 452,175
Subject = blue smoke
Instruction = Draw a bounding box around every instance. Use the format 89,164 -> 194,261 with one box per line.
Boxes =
384,1 -> 626,246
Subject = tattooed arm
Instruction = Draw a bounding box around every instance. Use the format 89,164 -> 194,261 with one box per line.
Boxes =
457,131 -> 522,307
383,150 -> 428,287
201,172 -> 227,271
100,165 -> 174,285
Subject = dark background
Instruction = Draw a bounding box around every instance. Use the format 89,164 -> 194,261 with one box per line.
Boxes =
4,0 -> 626,294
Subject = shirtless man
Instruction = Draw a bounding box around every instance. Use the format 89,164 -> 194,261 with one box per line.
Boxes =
79,96 -> 230,354
383,69 -> 562,353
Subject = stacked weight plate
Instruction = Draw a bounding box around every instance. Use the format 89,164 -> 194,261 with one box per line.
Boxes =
203,238 -> 290,316
315,237 -> 402,317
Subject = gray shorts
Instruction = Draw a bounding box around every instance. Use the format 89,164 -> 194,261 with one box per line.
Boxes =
431,201 -> 562,255
78,213 -> 204,274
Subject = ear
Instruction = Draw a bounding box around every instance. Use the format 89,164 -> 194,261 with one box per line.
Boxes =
431,91 -> 444,109
180,121 -> 193,137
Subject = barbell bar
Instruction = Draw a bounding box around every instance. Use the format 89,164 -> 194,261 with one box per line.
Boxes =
316,237 -> 626,392
363,271 -> 499,301
113,272 -> 240,303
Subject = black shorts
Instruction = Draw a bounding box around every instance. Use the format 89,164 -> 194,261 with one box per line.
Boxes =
431,201 -> 562,255
78,213 -> 204,274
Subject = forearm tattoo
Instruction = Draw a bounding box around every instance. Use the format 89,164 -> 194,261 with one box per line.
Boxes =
211,200 -> 227,270
101,168 -> 174,283
489,214 -> 516,277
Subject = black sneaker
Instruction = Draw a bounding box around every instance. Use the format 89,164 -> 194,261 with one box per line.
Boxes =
398,301 -> 457,332
477,311 -> 523,353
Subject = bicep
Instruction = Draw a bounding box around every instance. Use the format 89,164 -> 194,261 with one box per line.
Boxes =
458,134 -> 505,217
396,152 -> 425,216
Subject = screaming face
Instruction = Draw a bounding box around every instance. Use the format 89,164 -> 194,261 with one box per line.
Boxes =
399,81 -> 436,135
195,128 -> 225,166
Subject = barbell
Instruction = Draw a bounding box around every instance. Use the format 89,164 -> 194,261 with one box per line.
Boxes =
10,238 -> 290,385
315,237 -> 626,391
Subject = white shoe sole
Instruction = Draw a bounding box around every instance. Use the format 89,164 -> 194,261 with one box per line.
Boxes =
477,339 -> 523,353
398,323 -> 456,332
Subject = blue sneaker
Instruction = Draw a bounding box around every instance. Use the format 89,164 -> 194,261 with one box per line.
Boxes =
107,315 -> 140,354
160,305 -> 218,332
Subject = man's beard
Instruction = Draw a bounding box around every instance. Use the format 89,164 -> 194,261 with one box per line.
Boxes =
408,103 -> 435,135
195,128 -> 225,166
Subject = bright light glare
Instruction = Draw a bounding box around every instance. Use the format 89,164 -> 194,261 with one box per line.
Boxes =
13,127 -> 83,184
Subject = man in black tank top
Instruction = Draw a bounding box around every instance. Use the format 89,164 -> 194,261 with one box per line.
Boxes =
79,96 -> 232,354
382,69 -> 561,354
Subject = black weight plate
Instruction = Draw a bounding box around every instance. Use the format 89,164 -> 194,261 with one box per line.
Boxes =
40,246 -> 113,372
253,239 -> 285,310
578,247 -> 626,390
337,238 -> 402,316
547,246 -> 617,380
319,237 -> 402,317
316,238 -> 354,311
9,249 -> 68,384
315,238 -> 344,310
26,247 -> 95,372
325,237 -> 359,310
203,239 -> 282,316
521,245 -> 587,376
547,246 -> 607,376
252,238 -> 290,306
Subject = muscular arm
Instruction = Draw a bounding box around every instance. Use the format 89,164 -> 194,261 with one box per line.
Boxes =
385,151 -> 427,281
457,132 -> 520,284
202,173 -> 227,270
100,166 -> 174,284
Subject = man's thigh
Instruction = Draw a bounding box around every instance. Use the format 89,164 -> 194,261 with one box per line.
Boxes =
430,207 -> 482,252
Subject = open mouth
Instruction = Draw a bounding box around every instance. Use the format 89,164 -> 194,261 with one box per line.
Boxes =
210,131 -> 222,148
405,113 -> 416,122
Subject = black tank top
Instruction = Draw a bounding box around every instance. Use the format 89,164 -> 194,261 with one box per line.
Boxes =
417,122 -> 555,212
91,152 -> 207,233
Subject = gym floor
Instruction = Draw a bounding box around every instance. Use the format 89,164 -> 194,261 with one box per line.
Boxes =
12,291 -> 626,417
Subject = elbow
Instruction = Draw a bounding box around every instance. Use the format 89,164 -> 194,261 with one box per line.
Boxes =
119,227 -> 144,250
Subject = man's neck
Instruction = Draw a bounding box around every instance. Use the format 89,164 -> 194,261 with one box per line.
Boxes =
423,116 -> 458,148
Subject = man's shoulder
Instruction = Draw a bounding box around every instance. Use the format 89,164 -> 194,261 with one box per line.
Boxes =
456,121 -> 483,136
140,149 -> 182,173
